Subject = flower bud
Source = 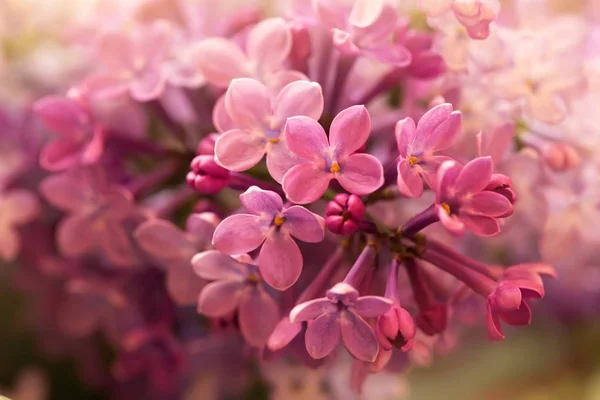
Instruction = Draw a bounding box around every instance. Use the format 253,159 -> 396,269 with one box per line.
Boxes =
187,155 -> 229,194
485,173 -> 516,216
196,133 -> 220,155
543,142 -> 580,172
325,194 -> 365,235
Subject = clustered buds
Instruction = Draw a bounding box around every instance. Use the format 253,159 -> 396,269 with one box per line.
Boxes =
325,193 -> 365,235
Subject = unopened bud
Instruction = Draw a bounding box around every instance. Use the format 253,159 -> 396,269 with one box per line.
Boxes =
187,155 -> 229,194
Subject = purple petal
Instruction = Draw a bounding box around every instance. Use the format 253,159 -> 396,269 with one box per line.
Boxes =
337,153 -> 384,195
266,141 -> 305,184
454,157 -> 493,195
225,78 -> 271,130
238,286 -> 280,347
290,298 -> 337,323
34,95 -> 88,135
340,310 -> 379,362
57,213 -> 96,257
329,105 -> 371,156
166,263 -> 207,306
258,232 -> 303,290
284,116 -> 329,160
267,318 -> 303,351
0,228 -> 19,261
305,312 -> 341,359
397,159 -> 424,198
282,163 -> 331,204
239,186 -> 283,216
247,18 -> 292,72
134,220 -> 195,263
273,80 -> 324,124
282,206 -> 325,243
395,117 -> 416,154
99,220 -> 138,267
466,191 -> 513,217
461,214 -> 500,237
129,68 -> 166,102
191,250 -> 246,281
197,280 -> 244,317
196,38 -> 248,87
352,296 -> 393,318
214,129 -> 266,171
212,214 -> 267,255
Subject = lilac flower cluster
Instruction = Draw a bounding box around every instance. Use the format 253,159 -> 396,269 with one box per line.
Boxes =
3,0 -> 600,397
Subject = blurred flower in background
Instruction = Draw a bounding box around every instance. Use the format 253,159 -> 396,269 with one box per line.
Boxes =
0,0 -> 599,399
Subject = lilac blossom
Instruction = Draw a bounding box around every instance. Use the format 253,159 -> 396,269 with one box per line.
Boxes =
192,250 -> 280,347
0,189 -> 39,261
212,186 -> 325,290
419,0 -> 500,40
283,105 -> 384,204
395,103 -> 462,198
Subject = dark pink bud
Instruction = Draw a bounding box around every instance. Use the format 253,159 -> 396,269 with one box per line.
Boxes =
289,22 -> 312,61
187,155 -> 229,194
485,173 -> 516,216
196,133 -> 220,155
325,194 -> 365,235
416,303 -> 447,336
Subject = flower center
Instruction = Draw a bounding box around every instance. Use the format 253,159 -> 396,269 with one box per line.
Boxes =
330,161 -> 341,173
441,203 -> 451,215
268,138 -> 280,144
247,274 -> 260,283
274,214 -> 285,226
408,156 -> 418,167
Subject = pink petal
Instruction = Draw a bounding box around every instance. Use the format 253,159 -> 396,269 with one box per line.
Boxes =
258,231 -> 303,290
39,172 -> 86,211
247,18 -> 292,73
191,250 -> 246,281
397,159 -> 424,198
282,206 -> 325,243
129,69 -> 166,102
460,214 -> 500,237
40,139 -> 86,171
197,280 -> 244,317
81,74 -> 129,100
500,302 -> 531,326
225,78 -> 271,130
185,212 -> 219,240
305,312 -> 341,359
336,153 -> 384,195
491,284 -> 523,311
0,228 -> 19,261
238,286 -> 280,347
57,214 -> 96,257
290,298 -> 337,323
212,214 -> 267,255
96,30 -> 135,72
139,20 -> 173,67
329,105 -> 371,156
395,117 -> 416,153
1,190 -> 39,224
212,95 -> 235,133
282,163 -> 331,204
134,220 -> 195,263
273,81 -> 324,125
349,0 -> 384,28
412,103 -> 455,152
419,0 -> 453,16
284,116 -> 329,160
34,96 -> 88,134
352,296 -> 393,318
363,44 -> 412,66
266,141 -> 305,184
485,302 -> 504,341
267,318 -> 303,351
214,129 -> 266,172
340,310 -> 379,362
80,126 -> 105,164
466,191 -> 513,217
239,186 -> 283,216
195,38 -> 249,87
436,160 -> 462,201
454,157 -> 493,195
437,206 -> 465,236
166,263 -> 207,306
425,111 -> 461,152
99,220 -> 138,267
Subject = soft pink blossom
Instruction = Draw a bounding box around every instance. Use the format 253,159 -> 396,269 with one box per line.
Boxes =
0,189 -> 39,261
419,0 -> 500,40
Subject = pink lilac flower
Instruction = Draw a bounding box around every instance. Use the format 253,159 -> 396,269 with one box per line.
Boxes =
34,95 -> 104,172
435,157 -> 513,236
195,17 -> 304,88
290,282 -> 392,362
213,77 -> 324,183
313,0 -> 412,65
0,189 -> 39,261
192,250 -> 280,347
134,213 -> 220,306
283,105 -> 384,204
419,0 -> 500,40
395,103 -> 462,198
88,21 -> 173,101
212,186 -> 325,290
39,168 -> 138,266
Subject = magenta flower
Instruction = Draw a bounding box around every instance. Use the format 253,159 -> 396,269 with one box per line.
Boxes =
39,168 -> 138,266
89,21 -> 173,101
34,95 -> 104,172
212,186 -> 324,290
213,77 -> 324,183
283,105 -> 384,204
134,213 -> 219,306
435,157 -> 513,237
290,282 -> 392,362
325,193 -> 365,235
192,250 -> 280,347
0,189 -> 39,261
395,103 -> 462,198
314,0 -> 411,65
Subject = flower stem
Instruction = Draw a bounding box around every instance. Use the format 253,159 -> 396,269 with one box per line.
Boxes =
297,246 -> 345,304
401,204 -> 438,236
343,241 -> 377,288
